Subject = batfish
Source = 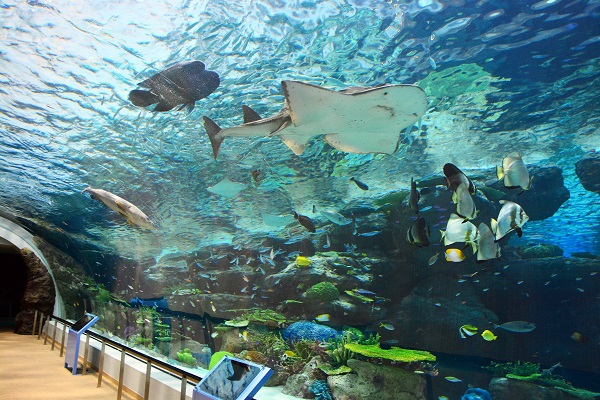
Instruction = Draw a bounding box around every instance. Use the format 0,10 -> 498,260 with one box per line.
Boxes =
83,187 -> 157,230
203,80 -> 427,158
129,60 -> 219,112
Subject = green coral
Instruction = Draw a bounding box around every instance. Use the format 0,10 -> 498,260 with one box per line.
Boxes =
484,361 -> 540,377
506,374 -> 600,399
177,348 -> 197,367
209,351 -> 234,370
304,282 -> 339,303
344,343 -> 436,363
241,308 -> 286,325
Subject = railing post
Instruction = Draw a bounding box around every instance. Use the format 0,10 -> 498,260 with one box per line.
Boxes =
51,319 -> 58,351
82,334 -> 90,375
59,321 -> 66,357
32,309 -> 38,335
117,349 -> 126,400
37,313 -> 44,340
43,315 -> 50,345
180,373 -> 187,400
143,360 -> 152,400
97,340 -> 105,388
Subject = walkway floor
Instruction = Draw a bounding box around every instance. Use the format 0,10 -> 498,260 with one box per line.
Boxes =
0,326 -> 126,400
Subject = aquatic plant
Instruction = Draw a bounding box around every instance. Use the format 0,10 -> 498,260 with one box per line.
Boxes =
177,348 -> 197,367
483,360 -> 541,377
241,350 -> 269,365
154,322 -> 171,341
486,361 -> 600,399
461,387 -> 492,400
327,332 -> 356,368
95,285 -> 111,304
506,374 -> 600,399
303,282 -> 339,303
246,329 -> 289,356
241,308 -> 287,326
344,343 -> 436,363
309,380 -> 333,400
208,351 -> 234,370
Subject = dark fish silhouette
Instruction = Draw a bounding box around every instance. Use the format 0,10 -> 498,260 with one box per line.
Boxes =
443,163 -> 476,195
227,359 -> 250,381
406,216 -> 430,248
294,211 -> 316,233
408,177 -> 420,214
129,61 -> 219,112
350,177 -> 369,190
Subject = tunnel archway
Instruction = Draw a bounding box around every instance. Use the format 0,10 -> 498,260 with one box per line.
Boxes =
0,216 -> 65,325
0,239 -> 27,328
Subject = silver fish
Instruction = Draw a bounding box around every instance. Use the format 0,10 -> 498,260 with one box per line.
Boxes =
442,213 -> 479,250
476,222 -> 501,263
493,321 -> 536,333
491,200 -> 529,241
497,152 -> 531,193
454,182 -> 477,221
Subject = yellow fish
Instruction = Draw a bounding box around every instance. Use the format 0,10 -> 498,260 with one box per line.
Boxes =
445,248 -> 466,262
481,329 -> 498,341
315,314 -> 330,322
284,350 -> 296,358
296,256 -> 311,267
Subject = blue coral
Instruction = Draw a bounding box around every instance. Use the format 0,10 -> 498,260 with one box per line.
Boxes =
461,387 -> 492,400
282,321 -> 340,342
309,380 -> 333,400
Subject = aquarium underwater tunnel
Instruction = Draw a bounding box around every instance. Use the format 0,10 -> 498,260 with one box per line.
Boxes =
1,0 -> 599,399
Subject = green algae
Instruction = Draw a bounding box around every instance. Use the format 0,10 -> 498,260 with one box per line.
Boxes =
304,282 -> 339,303
344,343 -> 436,363
209,351 -> 234,370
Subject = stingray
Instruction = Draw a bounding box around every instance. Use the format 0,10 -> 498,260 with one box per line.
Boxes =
207,178 -> 246,198
129,60 -> 220,112
202,80 -> 427,158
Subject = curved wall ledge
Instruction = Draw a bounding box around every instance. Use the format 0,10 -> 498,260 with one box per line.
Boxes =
0,215 -> 65,317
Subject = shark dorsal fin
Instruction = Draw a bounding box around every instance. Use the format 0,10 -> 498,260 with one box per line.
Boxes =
242,105 -> 262,123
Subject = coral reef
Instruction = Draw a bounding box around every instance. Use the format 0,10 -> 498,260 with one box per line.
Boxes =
303,282 -> 339,303
516,243 -> 563,259
328,359 -> 426,400
282,321 -> 340,342
208,351 -> 234,370
344,343 -> 436,363
309,380 -> 333,400
177,348 -> 197,367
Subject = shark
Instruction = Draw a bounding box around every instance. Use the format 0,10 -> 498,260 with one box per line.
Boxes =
202,80 -> 428,159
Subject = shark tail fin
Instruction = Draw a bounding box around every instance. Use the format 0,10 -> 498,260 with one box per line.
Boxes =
242,105 -> 262,123
203,116 -> 225,159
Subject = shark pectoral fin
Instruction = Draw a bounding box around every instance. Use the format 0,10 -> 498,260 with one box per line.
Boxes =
242,105 -> 262,123
277,133 -> 311,155
203,116 -> 225,159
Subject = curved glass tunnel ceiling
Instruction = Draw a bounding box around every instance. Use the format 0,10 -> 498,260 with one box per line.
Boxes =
1,0 -> 600,398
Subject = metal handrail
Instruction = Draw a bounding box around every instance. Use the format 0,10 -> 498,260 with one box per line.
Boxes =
33,310 -> 204,400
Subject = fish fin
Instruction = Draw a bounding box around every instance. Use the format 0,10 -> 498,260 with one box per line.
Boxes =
490,218 -> 498,235
128,89 -> 159,107
185,102 -> 195,113
516,227 -> 523,237
242,105 -> 262,123
153,101 -> 176,112
496,165 -> 504,180
115,201 -> 128,213
203,116 -> 225,159
278,132 -> 310,155
471,241 -> 478,255
451,191 -> 458,204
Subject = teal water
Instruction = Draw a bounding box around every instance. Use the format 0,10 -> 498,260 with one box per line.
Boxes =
1,1 -> 599,399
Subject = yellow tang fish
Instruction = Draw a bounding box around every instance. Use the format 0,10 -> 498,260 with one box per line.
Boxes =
481,329 -> 498,341
296,256 -> 311,267
315,314 -> 330,322
445,248 -> 466,263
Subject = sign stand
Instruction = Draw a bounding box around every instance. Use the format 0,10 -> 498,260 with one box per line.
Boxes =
192,356 -> 273,400
64,313 -> 99,375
